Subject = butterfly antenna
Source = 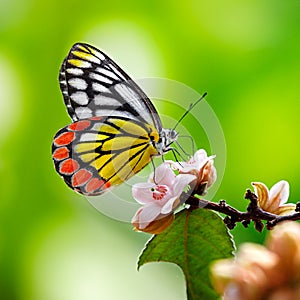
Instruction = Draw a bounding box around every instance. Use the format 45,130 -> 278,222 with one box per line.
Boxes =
172,92 -> 207,131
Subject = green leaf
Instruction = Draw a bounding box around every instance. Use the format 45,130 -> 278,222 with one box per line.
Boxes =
138,208 -> 235,300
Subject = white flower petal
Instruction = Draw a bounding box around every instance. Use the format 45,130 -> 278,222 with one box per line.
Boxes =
269,180 -> 289,206
161,197 -> 178,214
183,149 -> 209,170
173,174 -> 196,195
154,163 -> 176,186
182,151 -> 216,174
131,207 -> 143,223
192,149 -> 208,161
138,203 -> 162,229
132,182 -> 156,204
165,160 -> 182,171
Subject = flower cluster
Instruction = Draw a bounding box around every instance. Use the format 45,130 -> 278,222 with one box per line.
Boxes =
211,221 -> 300,300
131,149 -> 217,234
171,149 -> 217,195
131,149 -> 297,235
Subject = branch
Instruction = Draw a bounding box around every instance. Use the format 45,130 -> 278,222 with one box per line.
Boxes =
184,189 -> 300,231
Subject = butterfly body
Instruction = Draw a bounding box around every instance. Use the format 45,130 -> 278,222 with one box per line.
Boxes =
52,43 -> 177,195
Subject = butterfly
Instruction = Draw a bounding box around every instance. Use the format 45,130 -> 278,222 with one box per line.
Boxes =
52,43 -> 178,195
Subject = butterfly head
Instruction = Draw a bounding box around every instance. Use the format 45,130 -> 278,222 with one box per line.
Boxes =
156,128 -> 178,155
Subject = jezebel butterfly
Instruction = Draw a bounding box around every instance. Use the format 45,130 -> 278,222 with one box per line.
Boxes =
52,43 -> 178,195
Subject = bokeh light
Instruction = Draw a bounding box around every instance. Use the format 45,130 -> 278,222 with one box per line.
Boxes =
1,0 -> 299,299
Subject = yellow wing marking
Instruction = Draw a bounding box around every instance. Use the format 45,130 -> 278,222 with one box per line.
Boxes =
90,155 -> 109,171
113,119 -> 150,137
74,142 -> 102,153
79,152 -> 100,163
68,59 -> 91,68
101,135 -> 146,152
96,139 -> 158,186
76,44 -> 88,52
99,124 -> 120,136
72,51 -> 99,64
86,45 -> 98,55
72,50 -> 91,60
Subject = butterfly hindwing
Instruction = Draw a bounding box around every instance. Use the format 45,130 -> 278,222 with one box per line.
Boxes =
59,43 -> 162,132
52,116 -> 159,195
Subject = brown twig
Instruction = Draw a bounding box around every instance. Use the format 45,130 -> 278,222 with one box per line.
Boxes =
184,189 -> 300,231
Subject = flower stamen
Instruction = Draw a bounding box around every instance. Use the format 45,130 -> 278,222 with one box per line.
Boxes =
152,185 -> 168,200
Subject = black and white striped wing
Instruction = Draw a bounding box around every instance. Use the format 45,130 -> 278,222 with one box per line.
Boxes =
59,43 -> 162,132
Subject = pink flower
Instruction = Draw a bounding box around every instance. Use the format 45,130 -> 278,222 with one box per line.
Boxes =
171,149 -> 217,195
252,181 -> 296,215
211,222 -> 300,300
211,244 -> 279,300
131,162 -> 196,234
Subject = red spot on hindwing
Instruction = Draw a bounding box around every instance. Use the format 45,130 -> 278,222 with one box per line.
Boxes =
52,147 -> 69,160
85,178 -> 107,193
68,120 -> 91,131
59,158 -> 79,175
72,169 -> 93,187
104,181 -> 111,189
54,131 -> 75,146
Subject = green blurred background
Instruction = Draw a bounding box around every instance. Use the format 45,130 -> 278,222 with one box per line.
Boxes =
1,0 -> 299,299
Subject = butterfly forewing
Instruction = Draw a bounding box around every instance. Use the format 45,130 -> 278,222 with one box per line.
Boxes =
52,116 -> 159,195
59,43 -> 162,132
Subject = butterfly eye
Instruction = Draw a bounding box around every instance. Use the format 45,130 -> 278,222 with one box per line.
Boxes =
169,130 -> 178,141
